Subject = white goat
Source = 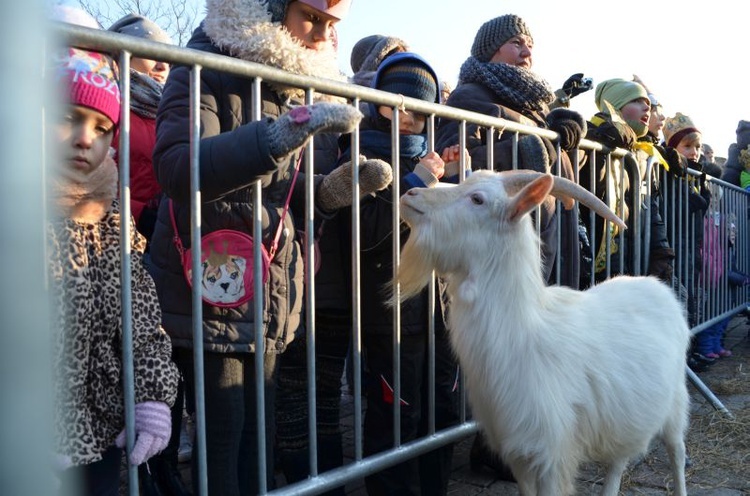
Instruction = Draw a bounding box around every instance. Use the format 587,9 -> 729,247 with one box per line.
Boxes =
396,170 -> 689,496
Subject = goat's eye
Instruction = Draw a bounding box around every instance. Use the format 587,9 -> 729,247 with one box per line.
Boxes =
470,193 -> 484,205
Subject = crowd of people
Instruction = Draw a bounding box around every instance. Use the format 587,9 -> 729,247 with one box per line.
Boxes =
48,1 -> 749,495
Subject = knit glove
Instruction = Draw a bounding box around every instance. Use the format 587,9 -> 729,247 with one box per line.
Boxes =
115,401 -> 171,466
662,146 -> 686,177
546,108 -> 587,151
267,103 -> 363,159
518,134 -> 551,173
317,156 -> 393,212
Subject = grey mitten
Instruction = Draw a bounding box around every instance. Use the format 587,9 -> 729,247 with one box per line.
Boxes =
267,103 -> 363,159
317,156 -> 393,211
518,134 -> 550,173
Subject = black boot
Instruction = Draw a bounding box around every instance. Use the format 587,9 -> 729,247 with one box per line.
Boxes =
469,433 -> 516,482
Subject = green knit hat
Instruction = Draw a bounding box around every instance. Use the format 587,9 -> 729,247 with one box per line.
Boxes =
471,14 -> 533,63
594,78 -> 649,112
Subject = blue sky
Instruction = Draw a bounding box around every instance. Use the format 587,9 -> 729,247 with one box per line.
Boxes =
79,0 -> 748,158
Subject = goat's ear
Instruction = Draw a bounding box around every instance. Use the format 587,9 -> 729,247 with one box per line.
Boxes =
507,175 -> 554,223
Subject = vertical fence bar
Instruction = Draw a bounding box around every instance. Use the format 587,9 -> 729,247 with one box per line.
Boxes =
189,64 -> 208,496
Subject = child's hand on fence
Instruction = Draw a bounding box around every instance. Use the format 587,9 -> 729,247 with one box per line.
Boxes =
413,151 -> 445,187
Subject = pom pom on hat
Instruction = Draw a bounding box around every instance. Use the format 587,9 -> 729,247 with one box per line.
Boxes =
373,52 -> 439,104
108,14 -> 173,44
267,0 -> 352,23
350,34 -> 409,73
663,112 -> 700,149
53,48 -> 121,126
594,78 -> 649,113
471,14 -> 533,63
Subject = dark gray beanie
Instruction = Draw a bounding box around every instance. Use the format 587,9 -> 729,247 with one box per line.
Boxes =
350,34 -> 409,73
471,14 -> 533,63
736,120 -> 750,152
108,14 -> 172,44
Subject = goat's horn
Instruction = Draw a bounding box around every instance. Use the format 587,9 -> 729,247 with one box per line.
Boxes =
499,171 -> 627,230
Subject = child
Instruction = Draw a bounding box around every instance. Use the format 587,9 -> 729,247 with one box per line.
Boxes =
48,46 -> 178,496
694,221 -> 750,358
338,51 -> 460,495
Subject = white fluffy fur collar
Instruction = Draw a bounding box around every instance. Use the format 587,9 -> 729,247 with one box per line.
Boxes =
203,0 -> 345,101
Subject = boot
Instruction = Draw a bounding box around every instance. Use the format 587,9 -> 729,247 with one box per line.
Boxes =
469,433 -> 516,482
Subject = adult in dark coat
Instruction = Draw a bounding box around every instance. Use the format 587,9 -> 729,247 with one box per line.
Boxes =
149,0 -> 390,493
435,14 -> 585,288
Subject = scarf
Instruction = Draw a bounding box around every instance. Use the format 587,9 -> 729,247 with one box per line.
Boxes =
353,130 -> 428,165
458,56 -> 554,115
48,154 -> 118,223
130,69 -> 163,119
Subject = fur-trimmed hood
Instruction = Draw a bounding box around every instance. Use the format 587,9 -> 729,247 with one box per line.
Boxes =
203,0 -> 345,101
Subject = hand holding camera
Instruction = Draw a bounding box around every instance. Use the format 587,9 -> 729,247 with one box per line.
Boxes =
562,73 -> 593,99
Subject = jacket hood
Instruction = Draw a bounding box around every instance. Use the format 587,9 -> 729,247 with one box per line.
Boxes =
203,0 -> 345,101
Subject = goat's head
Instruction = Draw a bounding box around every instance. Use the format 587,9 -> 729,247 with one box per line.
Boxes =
395,170 -> 625,301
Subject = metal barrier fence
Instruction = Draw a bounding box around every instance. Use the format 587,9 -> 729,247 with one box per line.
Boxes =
49,23 -> 750,496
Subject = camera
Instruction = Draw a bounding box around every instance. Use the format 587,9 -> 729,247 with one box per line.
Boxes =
580,77 -> 593,90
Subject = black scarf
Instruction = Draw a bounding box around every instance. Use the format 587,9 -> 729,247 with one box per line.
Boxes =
458,56 -> 554,115
129,69 -> 163,119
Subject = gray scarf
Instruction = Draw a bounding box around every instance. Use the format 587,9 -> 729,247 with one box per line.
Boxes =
458,56 -> 554,115
130,69 -> 163,119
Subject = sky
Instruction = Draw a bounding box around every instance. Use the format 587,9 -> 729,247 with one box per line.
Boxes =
77,0 -> 749,159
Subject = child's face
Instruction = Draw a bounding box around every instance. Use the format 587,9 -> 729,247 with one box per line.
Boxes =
56,104 -> 115,176
620,98 -> 651,127
648,105 -> 665,136
676,135 -> 702,161
284,1 -> 340,52
377,106 -> 426,135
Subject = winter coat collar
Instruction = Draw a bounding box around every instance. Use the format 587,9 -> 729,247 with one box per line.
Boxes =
203,0 -> 345,101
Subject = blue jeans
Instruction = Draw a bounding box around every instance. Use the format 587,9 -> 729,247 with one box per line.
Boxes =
695,318 -> 730,355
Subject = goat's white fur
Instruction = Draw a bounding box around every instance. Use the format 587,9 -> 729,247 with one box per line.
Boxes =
396,171 -> 689,496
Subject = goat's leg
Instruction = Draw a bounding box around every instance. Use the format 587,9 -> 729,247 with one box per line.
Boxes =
506,460 -> 537,496
599,458 -> 627,496
663,433 -> 687,496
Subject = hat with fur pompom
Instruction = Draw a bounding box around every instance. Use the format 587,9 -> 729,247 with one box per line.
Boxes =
663,112 -> 700,149
266,0 -> 352,23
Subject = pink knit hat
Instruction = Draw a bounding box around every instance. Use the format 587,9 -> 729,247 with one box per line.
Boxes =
54,47 -> 121,126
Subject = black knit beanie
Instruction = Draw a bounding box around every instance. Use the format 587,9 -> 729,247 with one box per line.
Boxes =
471,14 -> 533,63
736,120 -> 750,152
376,57 -> 437,103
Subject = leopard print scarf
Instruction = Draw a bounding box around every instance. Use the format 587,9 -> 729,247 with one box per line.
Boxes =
458,56 -> 554,115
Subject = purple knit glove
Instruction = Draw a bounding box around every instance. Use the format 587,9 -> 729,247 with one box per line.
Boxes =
115,401 -> 171,465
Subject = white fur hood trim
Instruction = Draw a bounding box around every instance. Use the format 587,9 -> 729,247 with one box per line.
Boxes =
203,0 -> 345,101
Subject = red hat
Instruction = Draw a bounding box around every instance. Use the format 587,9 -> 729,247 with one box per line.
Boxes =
54,48 -> 121,126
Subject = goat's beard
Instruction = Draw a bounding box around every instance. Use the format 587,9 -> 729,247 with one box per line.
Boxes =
394,232 -> 438,302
